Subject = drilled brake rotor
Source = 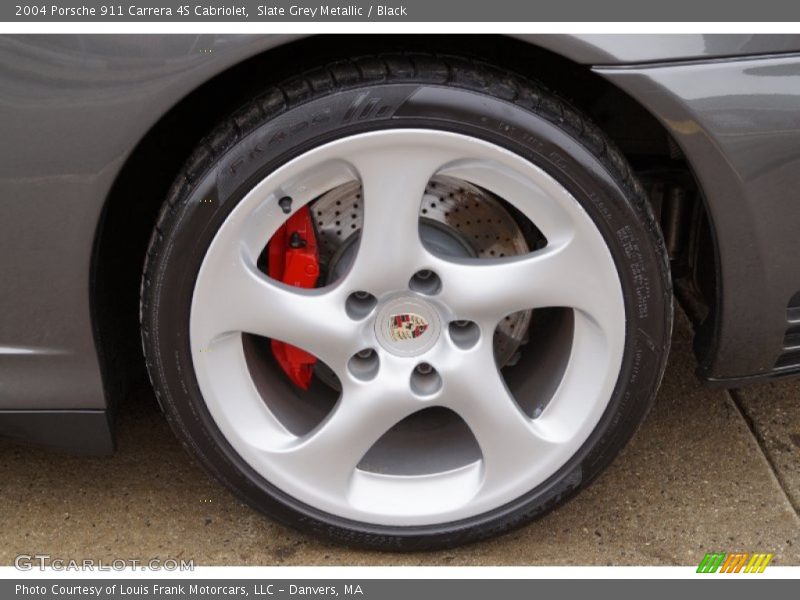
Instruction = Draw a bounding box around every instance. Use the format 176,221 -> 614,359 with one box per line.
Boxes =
310,175 -> 532,366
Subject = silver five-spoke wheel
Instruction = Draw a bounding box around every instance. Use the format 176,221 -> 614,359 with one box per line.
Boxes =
190,130 -> 625,526
142,56 -> 671,548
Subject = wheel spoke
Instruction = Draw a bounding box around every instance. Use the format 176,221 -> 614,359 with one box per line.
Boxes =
534,310 -> 618,441
344,145 -> 455,292
192,244 -> 354,369
259,378 -> 419,499
438,342 -> 558,492
434,233 -> 620,333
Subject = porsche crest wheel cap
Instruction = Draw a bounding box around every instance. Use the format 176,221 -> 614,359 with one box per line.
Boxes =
374,296 -> 441,357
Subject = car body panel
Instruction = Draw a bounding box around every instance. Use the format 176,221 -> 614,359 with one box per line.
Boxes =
596,56 -> 800,381
0,34 -> 798,451
522,34 -> 800,64
0,35 -> 295,412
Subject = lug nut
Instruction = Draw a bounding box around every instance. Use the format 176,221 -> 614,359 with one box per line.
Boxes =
346,291 -> 378,320
410,362 -> 442,396
348,348 -> 380,381
415,362 -> 433,375
448,320 -> 480,350
409,269 -> 442,295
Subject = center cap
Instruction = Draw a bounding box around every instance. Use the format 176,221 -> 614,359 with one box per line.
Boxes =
374,296 -> 441,357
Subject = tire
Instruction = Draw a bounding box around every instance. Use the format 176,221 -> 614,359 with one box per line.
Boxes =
141,54 -> 672,550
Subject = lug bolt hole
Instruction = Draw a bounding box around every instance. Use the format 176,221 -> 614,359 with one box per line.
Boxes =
415,362 -> 433,375
449,320 -> 480,350
410,363 -> 442,397
409,270 -> 442,295
348,349 -> 379,381
346,291 -> 377,320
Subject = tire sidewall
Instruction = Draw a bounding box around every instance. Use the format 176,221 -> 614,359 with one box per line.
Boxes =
145,81 -> 671,549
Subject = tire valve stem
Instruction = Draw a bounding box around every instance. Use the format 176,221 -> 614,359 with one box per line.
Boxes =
278,196 -> 293,214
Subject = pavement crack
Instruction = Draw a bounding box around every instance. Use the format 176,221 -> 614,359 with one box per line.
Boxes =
728,388 -> 800,517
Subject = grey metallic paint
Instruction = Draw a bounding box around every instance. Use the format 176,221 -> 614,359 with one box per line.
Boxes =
0,34 -> 799,450
0,35 -> 296,412
539,33 -> 800,383
596,56 -> 800,380
525,34 -> 800,64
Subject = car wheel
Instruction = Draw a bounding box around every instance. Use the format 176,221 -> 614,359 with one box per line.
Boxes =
141,54 -> 672,550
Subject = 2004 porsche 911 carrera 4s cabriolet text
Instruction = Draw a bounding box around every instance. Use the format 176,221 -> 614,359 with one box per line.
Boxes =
1,34 -> 799,550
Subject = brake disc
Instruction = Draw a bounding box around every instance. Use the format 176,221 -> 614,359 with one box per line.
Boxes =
310,175 -> 531,366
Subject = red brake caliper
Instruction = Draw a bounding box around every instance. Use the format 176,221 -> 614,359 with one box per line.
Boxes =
267,206 -> 320,390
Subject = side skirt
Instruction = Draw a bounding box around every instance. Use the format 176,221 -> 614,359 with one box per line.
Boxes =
0,410 -> 114,455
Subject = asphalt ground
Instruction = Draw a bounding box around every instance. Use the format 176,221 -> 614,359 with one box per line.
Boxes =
1,309 -> 798,566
